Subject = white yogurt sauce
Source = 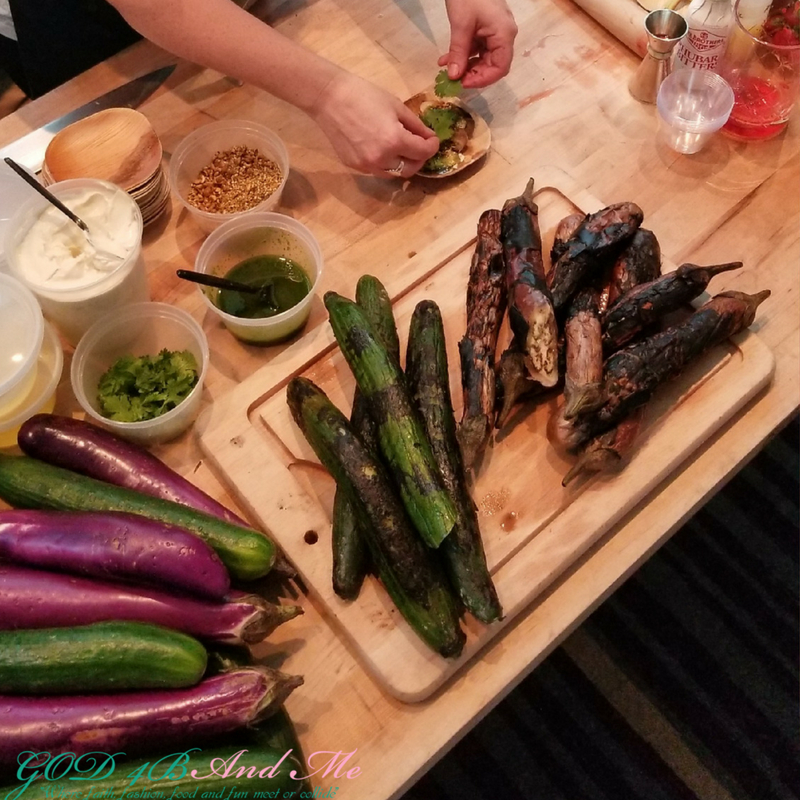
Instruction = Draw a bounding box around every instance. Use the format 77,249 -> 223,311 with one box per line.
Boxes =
16,186 -> 139,290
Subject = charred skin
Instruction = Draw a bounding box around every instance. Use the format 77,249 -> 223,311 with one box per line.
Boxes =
287,377 -> 465,658
599,228 -> 662,313
495,348 -> 537,429
561,408 -> 644,486
591,290 -> 770,436
550,202 -> 644,310
331,275 -> 400,600
563,287 -> 604,420
408,301 -> 503,624
502,178 -> 559,388
549,212 -> 584,268
602,261 -> 743,353
325,292 -> 458,549
458,209 -> 505,470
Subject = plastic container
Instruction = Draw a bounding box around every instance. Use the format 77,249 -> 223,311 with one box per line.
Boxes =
193,212 -> 323,344
168,120 -> 290,233
71,303 -> 209,445
4,178 -> 149,346
0,322 -> 64,450
657,69 -> 735,153
0,272 -> 44,418
0,273 -> 65,449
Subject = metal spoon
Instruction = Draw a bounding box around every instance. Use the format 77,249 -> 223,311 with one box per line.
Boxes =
4,157 -> 123,263
176,269 -> 279,310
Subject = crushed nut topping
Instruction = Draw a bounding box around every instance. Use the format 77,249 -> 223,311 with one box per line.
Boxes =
186,145 -> 283,214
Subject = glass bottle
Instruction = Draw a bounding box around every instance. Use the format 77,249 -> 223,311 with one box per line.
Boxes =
674,0 -> 733,72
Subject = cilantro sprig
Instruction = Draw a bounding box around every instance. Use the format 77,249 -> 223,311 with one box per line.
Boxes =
97,349 -> 199,423
434,69 -> 463,99
420,105 -> 461,142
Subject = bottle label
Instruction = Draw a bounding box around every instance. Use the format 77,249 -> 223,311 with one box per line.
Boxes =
676,29 -> 728,70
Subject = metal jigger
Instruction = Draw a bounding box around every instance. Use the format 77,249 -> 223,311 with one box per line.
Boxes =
629,9 -> 689,104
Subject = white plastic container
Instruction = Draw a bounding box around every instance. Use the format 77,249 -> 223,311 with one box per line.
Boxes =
657,69 -> 735,153
193,212 -> 323,344
4,178 -> 149,346
0,274 -> 64,449
168,120 -> 290,234
71,303 -> 209,445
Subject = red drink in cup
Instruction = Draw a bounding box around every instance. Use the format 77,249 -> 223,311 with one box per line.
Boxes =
720,0 -> 800,141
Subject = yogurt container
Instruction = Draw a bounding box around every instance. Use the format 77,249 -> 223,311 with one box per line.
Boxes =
0,273 -> 64,449
4,178 -> 149,346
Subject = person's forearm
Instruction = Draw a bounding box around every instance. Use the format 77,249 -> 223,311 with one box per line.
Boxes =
107,0 -> 344,116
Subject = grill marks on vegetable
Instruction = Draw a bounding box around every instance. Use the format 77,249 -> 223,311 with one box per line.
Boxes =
407,301 -> 502,624
571,290 -> 770,449
501,178 -> 559,390
325,292 -> 458,550
458,208 -> 506,469
287,377 -> 464,658
456,178 -> 769,486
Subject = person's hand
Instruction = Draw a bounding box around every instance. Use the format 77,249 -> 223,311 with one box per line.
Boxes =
439,0 -> 518,88
312,72 -> 440,178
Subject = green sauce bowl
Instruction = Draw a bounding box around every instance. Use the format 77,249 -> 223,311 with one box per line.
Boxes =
193,212 -> 324,344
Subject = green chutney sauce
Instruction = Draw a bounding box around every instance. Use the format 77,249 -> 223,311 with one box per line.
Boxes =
217,255 -> 311,319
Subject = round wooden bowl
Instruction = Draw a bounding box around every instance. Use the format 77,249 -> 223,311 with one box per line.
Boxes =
44,108 -> 163,190
404,91 -> 491,178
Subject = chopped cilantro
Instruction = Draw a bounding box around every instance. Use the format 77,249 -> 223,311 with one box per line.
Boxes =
97,349 -> 199,423
434,69 -> 463,99
420,105 -> 461,142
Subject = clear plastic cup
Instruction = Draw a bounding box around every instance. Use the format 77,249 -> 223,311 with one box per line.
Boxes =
168,120 -> 290,233
4,178 -> 149,346
656,69 -> 735,154
71,302 -> 209,445
193,212 -> 323,345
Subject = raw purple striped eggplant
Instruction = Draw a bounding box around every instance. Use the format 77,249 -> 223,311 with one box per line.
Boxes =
0,509 -> 230,601
0,667 -> 303,764
0,565 -> 302,645
17,414 -> 246,526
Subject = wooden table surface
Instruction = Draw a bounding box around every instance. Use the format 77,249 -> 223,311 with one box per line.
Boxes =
1,0 -> 797,798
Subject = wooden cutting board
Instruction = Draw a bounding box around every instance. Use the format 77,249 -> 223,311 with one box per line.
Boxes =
197,167 -> 775,702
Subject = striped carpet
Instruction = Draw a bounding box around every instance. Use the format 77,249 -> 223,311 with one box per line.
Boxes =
402,414 -> 799,800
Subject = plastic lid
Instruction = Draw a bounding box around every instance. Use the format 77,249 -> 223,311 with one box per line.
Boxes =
0,272 -> 45,398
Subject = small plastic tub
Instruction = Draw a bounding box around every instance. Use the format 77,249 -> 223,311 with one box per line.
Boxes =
0,272 -> 44,418
193,211 -> 323,345
168,120 -> 290,233
71,303 -> 209,445
4,177 -> 149,346
0,322 -> 64,450
0,273 -> 64,449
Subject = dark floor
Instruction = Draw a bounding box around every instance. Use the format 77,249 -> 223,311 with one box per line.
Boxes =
402,414 -> 799,800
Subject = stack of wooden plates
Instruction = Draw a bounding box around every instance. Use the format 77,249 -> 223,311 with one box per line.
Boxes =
42,108 -> 169,226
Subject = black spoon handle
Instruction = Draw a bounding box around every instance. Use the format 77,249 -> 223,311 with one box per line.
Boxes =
176,269 -> 264,295
4,157 -> 89,232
